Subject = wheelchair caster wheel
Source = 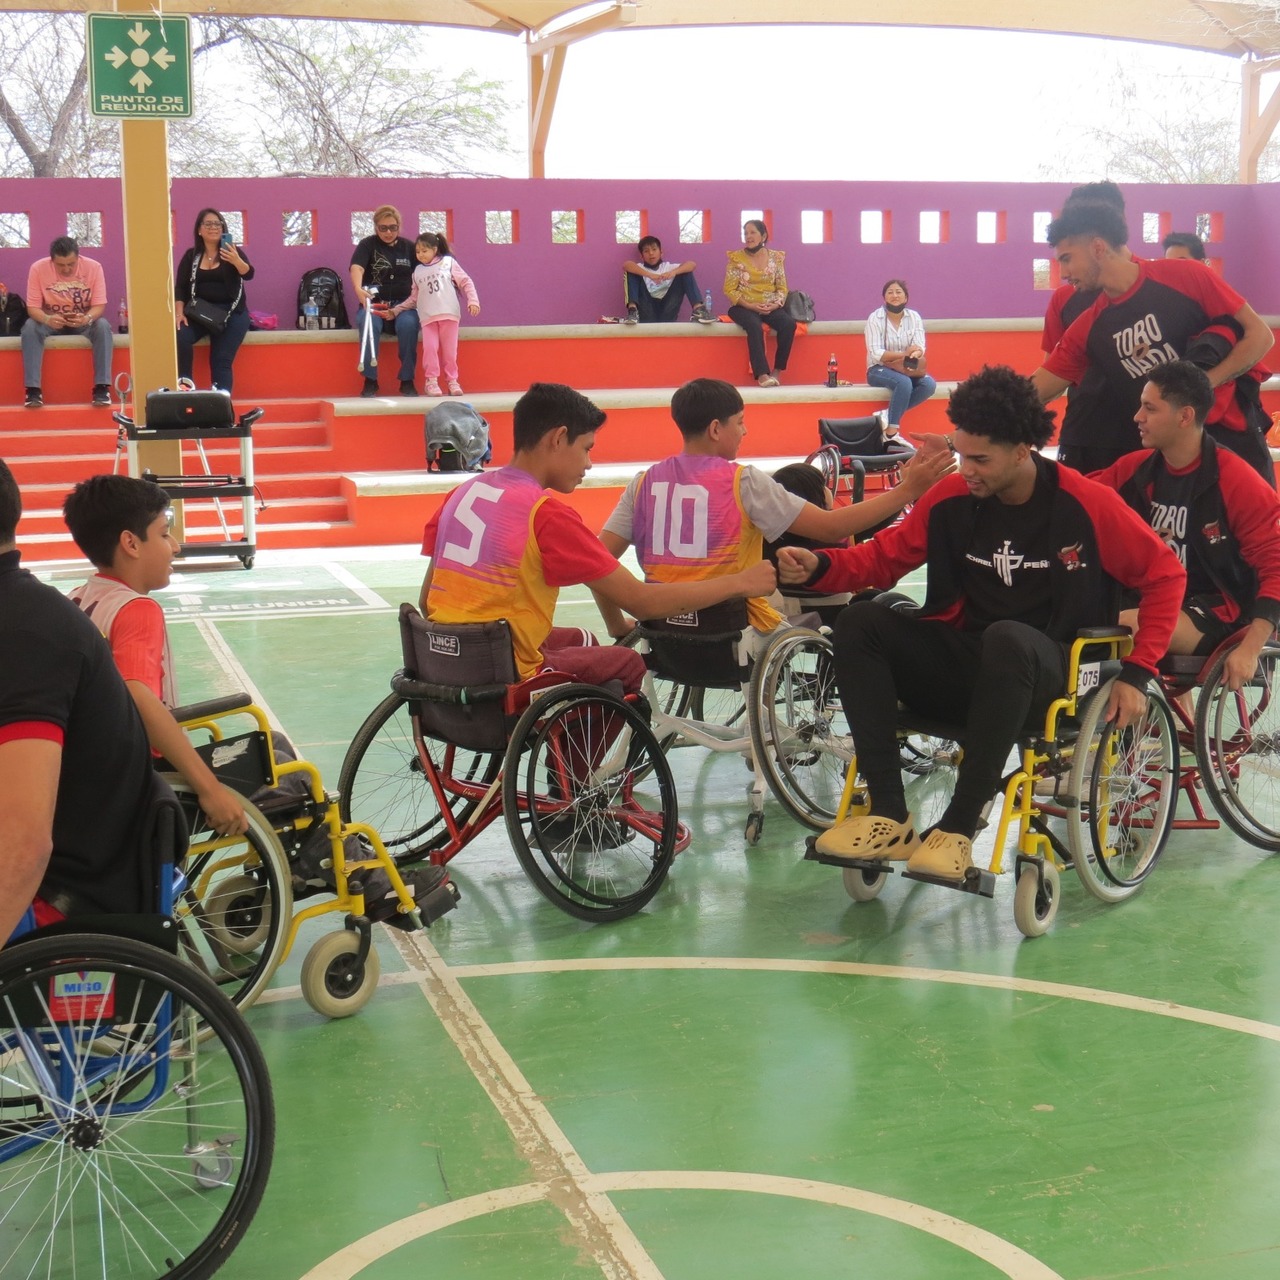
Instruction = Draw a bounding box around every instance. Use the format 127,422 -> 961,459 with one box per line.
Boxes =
300,930 -> 381,1018
193,1150 -> 234,1191
842,865 -> 887,902
1013,861 -> 1061,938
744,811 -> 764,846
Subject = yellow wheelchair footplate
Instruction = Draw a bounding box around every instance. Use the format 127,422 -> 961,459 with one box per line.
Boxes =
900,864 -> 997,897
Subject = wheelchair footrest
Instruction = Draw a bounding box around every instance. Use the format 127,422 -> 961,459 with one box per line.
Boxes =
900,865 -> 997,897
803,838 -> 898,876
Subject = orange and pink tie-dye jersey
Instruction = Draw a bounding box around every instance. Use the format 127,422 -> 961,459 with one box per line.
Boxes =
422,467 -> 619,680
629,455 -> 783,631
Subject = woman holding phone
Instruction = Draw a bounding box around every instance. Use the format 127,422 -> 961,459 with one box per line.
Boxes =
174,207 -> 254,394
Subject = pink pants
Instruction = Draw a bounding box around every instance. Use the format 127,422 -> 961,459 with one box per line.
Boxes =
421,316 -> 460,382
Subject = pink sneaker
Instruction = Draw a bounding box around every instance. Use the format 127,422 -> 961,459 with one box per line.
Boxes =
424,378 -> 442,397
447,380 -> 464,396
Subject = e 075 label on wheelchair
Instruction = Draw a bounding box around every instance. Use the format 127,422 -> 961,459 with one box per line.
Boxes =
49,971 -> 116,1021
1076,662 -> 1100,695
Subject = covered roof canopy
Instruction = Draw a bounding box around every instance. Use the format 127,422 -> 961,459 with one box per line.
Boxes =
7,0 -> 1280,175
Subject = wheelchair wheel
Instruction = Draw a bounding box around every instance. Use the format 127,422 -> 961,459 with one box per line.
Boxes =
899,733 -> 961,831
748,628 -> 852,829
0,932 -> 273,1279
339,692 -> 501,863
1066,681 -> 1178,903
843,865 -> 888,902
1194,642 -> 1280,850
503,684 -> 678,921
1013,861 -> 1061,938
299,929 -> 382,1019
169,780 -> 292,1015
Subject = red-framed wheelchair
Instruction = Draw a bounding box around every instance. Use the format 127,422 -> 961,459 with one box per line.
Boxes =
339,605 -> 688,922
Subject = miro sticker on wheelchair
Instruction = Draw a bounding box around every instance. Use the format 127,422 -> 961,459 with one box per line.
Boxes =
49,970 -> 116,1020
1077,662 -> 1101,695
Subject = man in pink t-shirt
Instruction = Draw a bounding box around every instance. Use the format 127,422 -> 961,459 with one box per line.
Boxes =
22,235 -> 114,410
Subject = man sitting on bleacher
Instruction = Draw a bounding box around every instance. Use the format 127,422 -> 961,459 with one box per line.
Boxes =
776,366 -> 1185,883
1091,360 -> 1280,690
596,378 -> 951,639
0,458 -> 166,943
420,381 -> 777,694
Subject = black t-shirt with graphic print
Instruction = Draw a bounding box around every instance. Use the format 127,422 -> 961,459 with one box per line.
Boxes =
959,478 -> 1056,632
350,235 -> 416,304
1148,458 -> 1216,596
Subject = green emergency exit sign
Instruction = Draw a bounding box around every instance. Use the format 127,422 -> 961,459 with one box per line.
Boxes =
87,12 -> 192,118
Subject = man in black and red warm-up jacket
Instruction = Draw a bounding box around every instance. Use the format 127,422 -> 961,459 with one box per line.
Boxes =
1092,360 -> 1280,691
777,365 -> 1185,884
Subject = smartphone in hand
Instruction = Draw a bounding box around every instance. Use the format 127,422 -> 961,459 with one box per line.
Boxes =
220,233 -> 234,251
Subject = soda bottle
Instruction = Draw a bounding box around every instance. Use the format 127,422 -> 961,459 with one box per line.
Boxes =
118,298 -> 128,334
826,352 -> 838,388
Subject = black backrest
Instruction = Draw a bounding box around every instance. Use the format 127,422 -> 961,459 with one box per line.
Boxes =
639,598 -> 750,689
817,417 -> 916,473
399,604 -> 517,751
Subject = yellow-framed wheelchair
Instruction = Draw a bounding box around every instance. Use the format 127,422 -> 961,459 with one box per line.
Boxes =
171,693 -> 459,1018
799,628 -> 1180,937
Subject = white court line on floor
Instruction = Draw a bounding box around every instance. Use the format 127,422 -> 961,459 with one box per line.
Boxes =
389,929 -> 666,1280
297,1172 -> 1064,1280
259,953 -> 1280,1043
192,616 -> 287,734
321,560 -> 394,610
447,955 -> 1280,1043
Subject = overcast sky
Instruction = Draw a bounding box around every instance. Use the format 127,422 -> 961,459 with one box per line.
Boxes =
415,22 -> 1250,182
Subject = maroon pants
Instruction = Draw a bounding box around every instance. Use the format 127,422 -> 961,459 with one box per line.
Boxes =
541,627 -> 646,694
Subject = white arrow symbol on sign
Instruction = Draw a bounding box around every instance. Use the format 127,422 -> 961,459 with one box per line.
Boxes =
105,46 -> 127,68
127,22 -> 149,45
151,46 -> 174,70
130,69 -> 152,93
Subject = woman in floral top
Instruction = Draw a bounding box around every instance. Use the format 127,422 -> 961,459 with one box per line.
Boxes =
723,220 -> 796,387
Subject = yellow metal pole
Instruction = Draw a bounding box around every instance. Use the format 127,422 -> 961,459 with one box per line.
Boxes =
114,0 -> 182,520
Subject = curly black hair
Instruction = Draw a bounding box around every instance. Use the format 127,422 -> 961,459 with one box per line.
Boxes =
946,365 -> 1056,449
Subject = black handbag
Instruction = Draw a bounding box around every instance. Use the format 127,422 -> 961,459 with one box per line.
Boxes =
185,255 -> 242,334
784,290 -> 816,322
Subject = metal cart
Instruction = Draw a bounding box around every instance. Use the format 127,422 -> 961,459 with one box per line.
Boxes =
114,391 -> 263,570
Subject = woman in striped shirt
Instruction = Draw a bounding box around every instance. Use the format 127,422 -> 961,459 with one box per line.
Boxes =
865,279 -> 937,434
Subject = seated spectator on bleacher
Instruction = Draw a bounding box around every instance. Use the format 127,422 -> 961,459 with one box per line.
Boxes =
865,279 -> 937,436
1163,232 -> 1207,262
597,379 -> 951,641
21,235 -> 113,410
419,382 -> 777,694
0,458 -> 169,944
1091,361 -> 1280,688
725,220 -> 794,387
174,208 -> 255,396
350,205 -> 421,399
62,475 -> 249,840
623,236 -> 716,325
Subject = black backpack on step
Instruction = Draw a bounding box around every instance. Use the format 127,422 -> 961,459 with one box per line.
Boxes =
297,267 -> 350,329
0,289 -> 28,337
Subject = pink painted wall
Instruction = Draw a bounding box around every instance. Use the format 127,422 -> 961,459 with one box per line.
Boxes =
2,177 -> 1275,327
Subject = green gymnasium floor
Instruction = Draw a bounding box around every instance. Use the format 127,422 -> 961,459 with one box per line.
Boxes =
36,547 -> 1280,1280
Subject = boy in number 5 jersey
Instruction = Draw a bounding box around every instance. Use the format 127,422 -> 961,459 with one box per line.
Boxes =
597,378 -> 953,639
420,382 -> 777,693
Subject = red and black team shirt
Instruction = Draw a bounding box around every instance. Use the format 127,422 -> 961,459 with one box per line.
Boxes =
1044,259 -> 1251,452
